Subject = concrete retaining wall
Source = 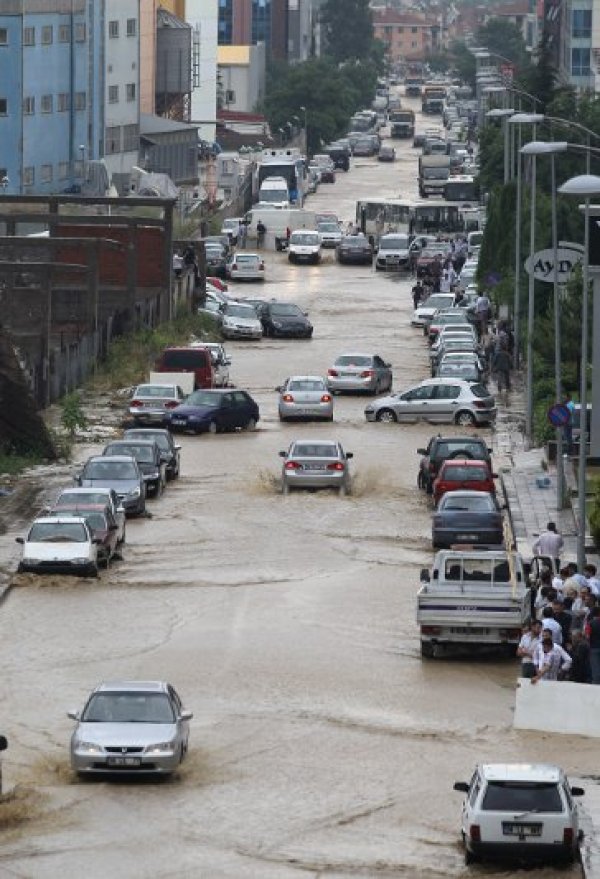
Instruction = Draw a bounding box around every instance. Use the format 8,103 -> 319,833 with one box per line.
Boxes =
514,678 -> 600,738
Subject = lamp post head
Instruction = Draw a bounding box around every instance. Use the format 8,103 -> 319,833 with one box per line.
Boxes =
509,113 -> 545,124
520,140 -> 568,155
558,174 -> 600,197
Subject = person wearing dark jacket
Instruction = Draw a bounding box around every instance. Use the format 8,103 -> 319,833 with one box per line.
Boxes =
491,347 -> 512,392
569,629 -> 592,683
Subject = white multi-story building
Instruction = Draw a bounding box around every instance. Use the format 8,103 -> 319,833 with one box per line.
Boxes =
103,0 -> 141,191
185,0 -> 218,142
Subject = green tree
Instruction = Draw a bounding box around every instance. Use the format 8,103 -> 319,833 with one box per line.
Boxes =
320,0 -> 375,64
476,18 -> 534,79
446,40 -> 476,89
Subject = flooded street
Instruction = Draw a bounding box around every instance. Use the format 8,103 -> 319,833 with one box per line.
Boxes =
0,98 -> 594,878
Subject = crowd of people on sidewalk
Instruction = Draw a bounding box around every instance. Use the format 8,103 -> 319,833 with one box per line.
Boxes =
517,523 -> 600,685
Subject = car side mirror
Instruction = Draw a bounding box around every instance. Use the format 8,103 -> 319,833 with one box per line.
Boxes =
346,452 -> 354,459
453,781 -> 469,793
278,451 -> 287,458
93,538 -> 103,545
74,475 -> 82,486
180,710 -> 193,721
420,567 -> 430,582
109,525 -> 118,532
417,448 -> 426,455
174,445 -> 182,451
571,786 -> 585,797
275,386 -> 282,393
0,735 -> 7,752
15,537 -> 24,545
492,473 -> 499,479
304,311 -> 309,317
225,357 -> 232,365
67,710 -> 80,721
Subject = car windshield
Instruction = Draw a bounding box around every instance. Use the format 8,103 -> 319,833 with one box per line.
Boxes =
379,237 -> 408,250
107,445 -> 154,464
291,233 -> 319,245
292,444 -> 338,458
28,522 -> 88,542
441,495 -> 493,512
126,432 -> 170,451
270,304 -> 302,317
318,223 -> 339,233
481,781 -> 563,813
226,304 -> 257,319
442,466 -> 488,481
82,692 -> 176,724
335,355 -> 372,367
84,461 -> 138,480
288,380 -> 325,391
186,391 -> 220,407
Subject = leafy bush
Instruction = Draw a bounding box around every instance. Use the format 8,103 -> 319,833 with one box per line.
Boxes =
589,479 -> 600,549
61,392 -> 87,438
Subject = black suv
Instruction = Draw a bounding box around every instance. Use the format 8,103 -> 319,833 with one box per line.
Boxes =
417,435 -> 493,494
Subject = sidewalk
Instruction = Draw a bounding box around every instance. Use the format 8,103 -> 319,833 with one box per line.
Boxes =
493,381 -> 600,876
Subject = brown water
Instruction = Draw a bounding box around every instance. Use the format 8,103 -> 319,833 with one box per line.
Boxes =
0,94 -> 593,877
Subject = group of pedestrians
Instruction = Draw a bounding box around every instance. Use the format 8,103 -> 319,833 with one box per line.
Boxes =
517,524 -> 600,684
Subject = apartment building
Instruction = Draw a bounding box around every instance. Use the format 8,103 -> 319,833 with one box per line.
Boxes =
372,8 -> 441,63
104,0 -> 141,192
560,0 -> 595,88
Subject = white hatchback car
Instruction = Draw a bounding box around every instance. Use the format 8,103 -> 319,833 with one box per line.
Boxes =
16,516 -> 100,578
454,763 -> 584,865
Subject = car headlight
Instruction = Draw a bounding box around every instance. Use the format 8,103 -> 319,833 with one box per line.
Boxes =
77,741 -> 103,754
73,557 -> 91,564
365,406 -> 374,412
128,487 -> 141,497
145,741 -> 175,754
272,321 -> 283,328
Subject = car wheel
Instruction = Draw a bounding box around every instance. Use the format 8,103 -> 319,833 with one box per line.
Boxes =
464,848 -> 478,865
119,525 -> 126,545
455,410 -> 476,426
375,408 -> 397,423
86,564 -> 99,579
417,470 -> 425,490
288,254 -> 295,264
420,641 -> 434,659
245,417 -> 257,431
208,420 -> 218,434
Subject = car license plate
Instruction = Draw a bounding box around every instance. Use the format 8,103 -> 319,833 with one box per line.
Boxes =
107,756 -> 142,767
457,534 -> 479,541
171,418 -> 186,426
502,823 -> 542,837
450,627 -> 489,635
303,463 -> 325,470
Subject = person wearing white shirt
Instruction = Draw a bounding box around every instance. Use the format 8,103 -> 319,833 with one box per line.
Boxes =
541,607 -> 563,644
532,633 -> 572,682
532,522 -> 563,564
517,620 -> 542,677
584,564 -> 600,597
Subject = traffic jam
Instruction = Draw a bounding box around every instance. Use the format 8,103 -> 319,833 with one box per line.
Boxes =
1,73 -> 593,875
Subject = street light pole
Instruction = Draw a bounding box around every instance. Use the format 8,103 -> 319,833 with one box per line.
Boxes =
526,150 -> 536,444
558,174 -> 600,568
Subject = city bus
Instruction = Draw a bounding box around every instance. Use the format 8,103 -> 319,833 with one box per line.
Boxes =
355,199 -> 412,235
410,201 -> 462,235
443,175 -> 479,204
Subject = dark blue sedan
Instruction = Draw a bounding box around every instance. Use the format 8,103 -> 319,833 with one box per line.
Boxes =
432,490 -> 503,549
168,389 -> 259,434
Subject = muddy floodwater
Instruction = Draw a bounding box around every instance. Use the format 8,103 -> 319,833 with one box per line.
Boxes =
0,95 -> 597,878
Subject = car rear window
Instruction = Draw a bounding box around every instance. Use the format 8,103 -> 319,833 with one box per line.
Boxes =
436,441 -> 487,459
85,461 -> 138,480
186,391 -> 220,407
441,495 -> 494,512
106,444 -> 154,463
235,255 -> 260,264
293,444 -> 338,458
288,380 -> 325,391
335,355 -> 371,367
482,782 -> 563,813
470,383 -> 491,398
161,350 -> 208,369
442,466 -> 488,482
134,385 -> 174,397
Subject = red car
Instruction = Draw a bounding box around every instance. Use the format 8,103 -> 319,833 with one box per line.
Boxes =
47,504 -> 120,567
432,458 -> 496,506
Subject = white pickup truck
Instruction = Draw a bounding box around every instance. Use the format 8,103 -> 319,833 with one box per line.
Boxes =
416,550 -> 531,658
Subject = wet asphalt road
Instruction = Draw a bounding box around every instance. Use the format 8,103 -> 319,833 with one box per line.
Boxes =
0,96 -> 593,878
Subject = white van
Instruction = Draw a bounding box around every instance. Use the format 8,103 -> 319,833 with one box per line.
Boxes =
288,230 -> 322,265
258,176 -> 290,208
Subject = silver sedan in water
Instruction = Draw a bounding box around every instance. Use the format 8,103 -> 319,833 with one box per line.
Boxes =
69,680 -> 193,776
327,353 -> 393,394
279,440 -> 353,495
277,376 -> 334,421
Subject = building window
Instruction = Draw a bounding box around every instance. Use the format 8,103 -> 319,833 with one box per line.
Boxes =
23,27 -> 35,46
75,22 -> 86,42
126,83 -> 136,102
572,46 -> 591,76
22,96 -> 34,115
75,92 -> 86,110
41,94 -> 53,113
41,25 -> 53,44
109,20 -> 119,38
57,93 -> 70,112
59,24 -> 70,42
572,9 -> 592,38
412,41 -> 417,47
41,164 -> 53,183
58,161 -> 69,180
412,26 -> 418,33
123,123 -> 139,152
23,167 -> 35,186
0,28 -> 8,45
0,97 -> 8,115
108,85 -> 119,103
105,126 -> 121,154
127,18 -> 137,37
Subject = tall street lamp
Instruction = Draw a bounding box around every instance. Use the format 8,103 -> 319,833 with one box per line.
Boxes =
299,105 -> 308,154
486,108 -> 515,184
558,174 -> 600,568
521,140 -> 568,511
509,113 -> 544,369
